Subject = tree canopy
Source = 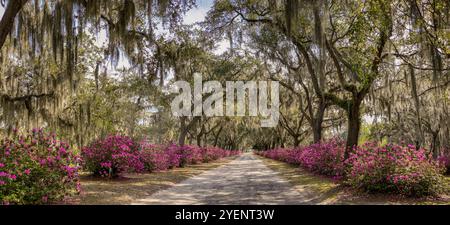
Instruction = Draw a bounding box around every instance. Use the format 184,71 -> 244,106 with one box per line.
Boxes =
0,0 -> 449,159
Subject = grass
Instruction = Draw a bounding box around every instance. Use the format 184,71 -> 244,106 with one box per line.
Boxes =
67,156 -> 239,205
257,155 -> 450,205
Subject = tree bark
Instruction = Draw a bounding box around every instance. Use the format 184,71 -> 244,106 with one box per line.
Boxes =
345,99 -> 362,159
178,118 -> 187,146
293,137 -> 300,147
196,132 -> 202,147
312,100 -> 326,143
409,66 -> 424,149
213,126 -> 223,147
196,120 -> 204,147
430,129 -> 440,159
178,117 -> 200,146
0,0 -> 29,50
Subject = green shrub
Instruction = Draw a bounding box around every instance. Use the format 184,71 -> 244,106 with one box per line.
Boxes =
0,129 -> 80,204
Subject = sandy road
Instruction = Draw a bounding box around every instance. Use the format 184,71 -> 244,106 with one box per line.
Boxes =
134,152 -> 313,205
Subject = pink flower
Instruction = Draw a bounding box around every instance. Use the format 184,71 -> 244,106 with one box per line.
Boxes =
1,128 -> 80,204
59,147 -> 67,155
39,159 -> 47,165
100,162 -> 112,168
0,172 -> 9,177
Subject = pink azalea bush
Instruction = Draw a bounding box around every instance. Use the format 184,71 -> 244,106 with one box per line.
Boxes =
178,145 -> 204,166
139,143 -> 185,170
256,139 -> 345,179
139,142 -> 171,171
258,147 -> 301,164
258,139 -> 446,197
139,141 -> 241,172
345,143 -> 446,197
0,129 -> 80,204
165,144 -> 183,168
81,135 -> 144,177
297,140 -> 345,178
437,153 -> 450,174
202,146 -> 238,162
85,137 -> 241,175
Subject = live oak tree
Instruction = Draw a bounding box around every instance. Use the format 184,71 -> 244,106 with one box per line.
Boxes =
0,0 -> 448,156
205,0 -> 331,144
0,0 -> 194,141
204,0 -> 448,157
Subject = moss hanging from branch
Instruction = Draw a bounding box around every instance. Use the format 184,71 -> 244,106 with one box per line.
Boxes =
0,0 -> 196,141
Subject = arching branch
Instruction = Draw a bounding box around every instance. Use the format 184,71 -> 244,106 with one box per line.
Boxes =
0,0 -> 29,50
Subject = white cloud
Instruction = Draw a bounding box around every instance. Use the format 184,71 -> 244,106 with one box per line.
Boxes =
182,0 -> 216,25
183,7 -> 209,25
214,39 -> 229,55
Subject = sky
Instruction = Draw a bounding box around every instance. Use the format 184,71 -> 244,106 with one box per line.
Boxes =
184,0 -> 214,25
176,0 -> 229,54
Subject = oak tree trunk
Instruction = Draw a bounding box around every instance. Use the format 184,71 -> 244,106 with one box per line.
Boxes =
312,100 -> 326,143
0,0 -> 28,50
345,100 -> 362,159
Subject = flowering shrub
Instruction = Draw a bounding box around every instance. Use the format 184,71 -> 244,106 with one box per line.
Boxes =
139,143 -> 170,171
82,135 -> 240,176
346,143 -> 445,197
437,153 -> 450,174
257,139 -> 345,179
138,141 -> 240,172
178,145 -> 204,166
140,143 -> 183,170
0,129 -> 80,204
203,146 -> 237,162
257,148 -> 300,164
297,140 -> 345,178
81,135 -> 144,177
165,144 -> 183,168
258,140 -> 446,197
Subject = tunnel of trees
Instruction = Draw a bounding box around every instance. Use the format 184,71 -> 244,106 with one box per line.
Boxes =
0,0 -> 449,160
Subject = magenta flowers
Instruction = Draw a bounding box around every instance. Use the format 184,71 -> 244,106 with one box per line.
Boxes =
82,136 -> 241,177
257,139 -> 345,179
346,143 -> 446,197
257,139 -> 446,197
0,129 -> 80,204
81,135 -> 144,177
437,152 -> 450,174
139,140 -> 241,172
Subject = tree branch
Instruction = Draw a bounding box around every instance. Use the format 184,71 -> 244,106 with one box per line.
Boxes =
0,0 -> 29,50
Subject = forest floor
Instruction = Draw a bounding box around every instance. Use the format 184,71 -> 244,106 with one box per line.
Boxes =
69,156 -> 240,205
259,156 -> 450,205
